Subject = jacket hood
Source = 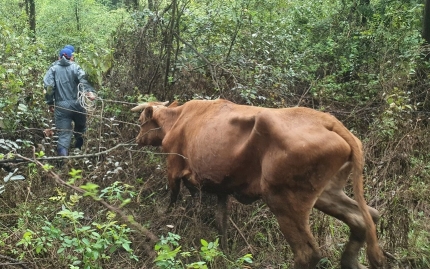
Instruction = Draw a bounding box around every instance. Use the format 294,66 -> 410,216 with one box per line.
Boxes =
58,57 -> 72,66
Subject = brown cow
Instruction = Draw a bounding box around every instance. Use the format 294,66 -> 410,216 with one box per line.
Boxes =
131,99 -> 384,269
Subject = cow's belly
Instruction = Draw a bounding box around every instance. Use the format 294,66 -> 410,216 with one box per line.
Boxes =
232,191 -> 261,204
197,172 -> 262,204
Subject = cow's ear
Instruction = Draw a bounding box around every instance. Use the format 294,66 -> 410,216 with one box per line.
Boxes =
144,106 -> 153,119
168,101 -> 179,108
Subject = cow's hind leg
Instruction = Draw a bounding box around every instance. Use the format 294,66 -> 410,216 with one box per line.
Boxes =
215,194 -> 229,251
265,191 -> 322,269
182,177 -> 200,211
315,185 -> 379,269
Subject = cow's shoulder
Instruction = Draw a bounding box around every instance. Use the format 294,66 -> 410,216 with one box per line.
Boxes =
180,99 -> 233,111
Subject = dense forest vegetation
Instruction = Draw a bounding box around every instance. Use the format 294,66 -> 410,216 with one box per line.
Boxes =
1,0 -> 430,268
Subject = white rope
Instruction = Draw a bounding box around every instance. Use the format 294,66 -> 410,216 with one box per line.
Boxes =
77,83 -> 98,113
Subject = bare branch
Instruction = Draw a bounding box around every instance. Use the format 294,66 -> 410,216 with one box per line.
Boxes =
173,32 -> 220,90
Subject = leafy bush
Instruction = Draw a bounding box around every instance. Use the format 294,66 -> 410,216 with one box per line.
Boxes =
0,19 -> 48,133
154,232 -> 253,269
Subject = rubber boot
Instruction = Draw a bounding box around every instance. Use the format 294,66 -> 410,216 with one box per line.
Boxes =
56,148 -> 68,168
58,148 -> 68,156
75,137 -> 84,150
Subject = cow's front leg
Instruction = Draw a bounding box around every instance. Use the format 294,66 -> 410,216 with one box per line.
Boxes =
167,176 -> 181,211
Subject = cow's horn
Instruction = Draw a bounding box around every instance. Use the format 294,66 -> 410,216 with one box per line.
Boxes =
131,103 -> 149,112
152,101 -> 170,109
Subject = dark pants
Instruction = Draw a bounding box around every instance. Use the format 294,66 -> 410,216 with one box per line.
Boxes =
54,100 -> 87,154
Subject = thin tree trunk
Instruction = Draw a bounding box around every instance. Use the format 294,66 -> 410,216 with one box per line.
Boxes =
125,0 -> 138,10
360,0 -> 370,24
24,0 -> 36,40
423,0 -> 430,44
163,0 -> 177,98
75,3 -> 80,32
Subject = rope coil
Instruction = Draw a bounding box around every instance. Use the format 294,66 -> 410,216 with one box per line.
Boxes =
77,83 -> 98,113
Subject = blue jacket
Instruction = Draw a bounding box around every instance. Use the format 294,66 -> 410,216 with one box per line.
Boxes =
43,57 -> 95,105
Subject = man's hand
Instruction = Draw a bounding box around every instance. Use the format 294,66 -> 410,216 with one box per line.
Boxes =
48,106 -> 54,113
86,92 -> 96,101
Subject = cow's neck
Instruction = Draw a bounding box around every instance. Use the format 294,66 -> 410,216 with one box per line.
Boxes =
154,106 -> 182,136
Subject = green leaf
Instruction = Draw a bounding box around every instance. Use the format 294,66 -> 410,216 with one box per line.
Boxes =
80,182 -> 99,191
82,238 -> 90,246
120,198 -> 131,207
122,242 -> 131,252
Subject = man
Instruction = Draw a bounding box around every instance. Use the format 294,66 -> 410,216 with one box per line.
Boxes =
43,47 -> 96,157
64,44 -> 75,60
49,45 -> 75,68
64,44 -> 74,53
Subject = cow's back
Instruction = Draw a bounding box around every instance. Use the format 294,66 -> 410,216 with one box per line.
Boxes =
162,100 -> 351,199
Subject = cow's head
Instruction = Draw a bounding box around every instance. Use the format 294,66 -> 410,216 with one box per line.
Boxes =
131,101 -> 169,147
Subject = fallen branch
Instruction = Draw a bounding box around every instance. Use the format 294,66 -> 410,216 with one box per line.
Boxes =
0,143 -> 138,164
229,217 -> 255,255
383,249 -> 397,261
1,143 -> 188,164
0,213 -> 20,217
0,254 -> 29,269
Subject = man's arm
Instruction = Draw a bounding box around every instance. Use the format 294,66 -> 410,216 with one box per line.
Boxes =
76,64 -> 95,93
75,64 -> 97,101
43,67 -> 55,106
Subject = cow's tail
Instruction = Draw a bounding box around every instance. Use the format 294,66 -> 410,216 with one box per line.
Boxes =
333,123 -> 384,268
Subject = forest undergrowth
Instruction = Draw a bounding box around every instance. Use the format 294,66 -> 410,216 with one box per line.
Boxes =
1,0 -> 430,268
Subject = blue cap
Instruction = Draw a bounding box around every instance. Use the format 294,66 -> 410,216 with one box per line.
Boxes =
59,48 -> 72,59
64,45 -> 75,53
